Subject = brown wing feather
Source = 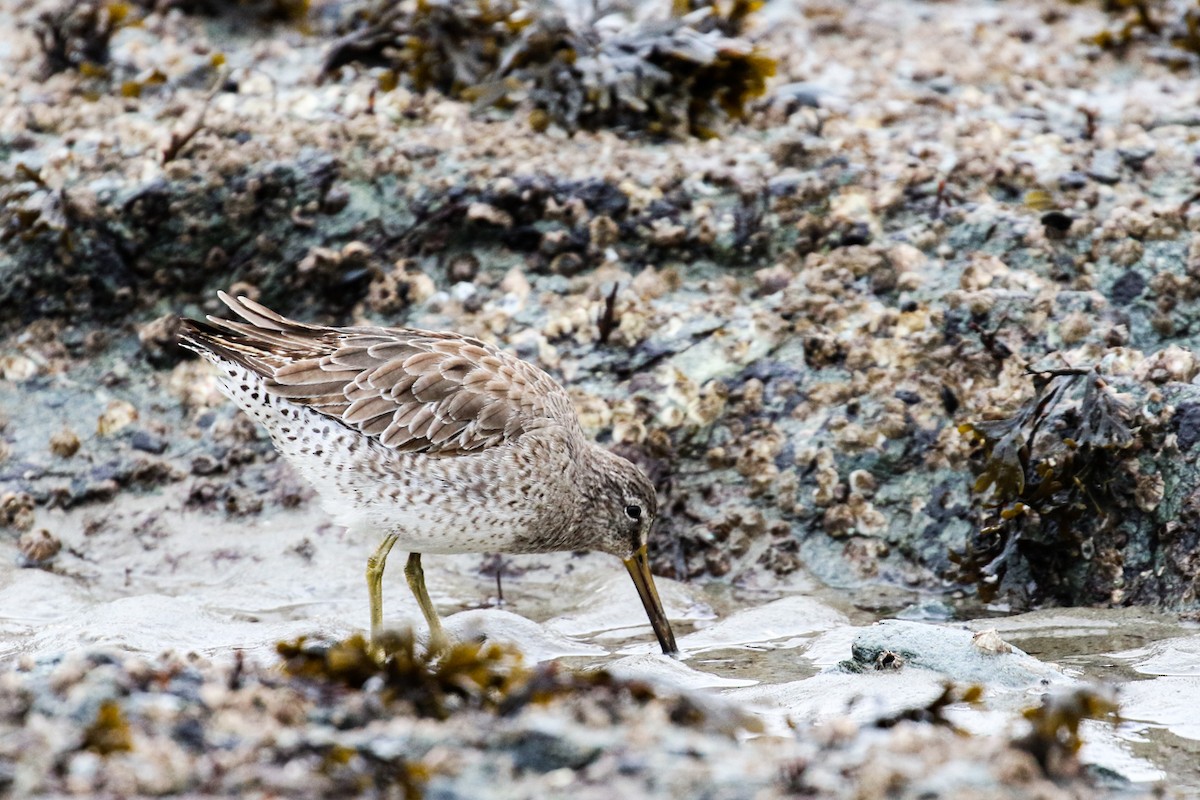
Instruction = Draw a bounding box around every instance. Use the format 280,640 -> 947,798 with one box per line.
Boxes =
179,292 -> 579,456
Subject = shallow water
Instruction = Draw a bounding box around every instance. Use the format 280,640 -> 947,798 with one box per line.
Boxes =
2,498 -> 1198,792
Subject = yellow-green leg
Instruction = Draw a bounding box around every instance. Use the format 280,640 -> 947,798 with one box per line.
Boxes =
404,552 -> 448,654
367,533 -> 399,656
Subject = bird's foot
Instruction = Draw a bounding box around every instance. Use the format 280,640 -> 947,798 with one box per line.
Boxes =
424,630 -> 451,660
368,626 -> 452,663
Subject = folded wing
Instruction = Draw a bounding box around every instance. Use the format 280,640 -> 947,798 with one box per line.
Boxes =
178,292 -> 578,456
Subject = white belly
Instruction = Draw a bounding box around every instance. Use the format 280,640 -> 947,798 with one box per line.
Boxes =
212,363 -> 570,555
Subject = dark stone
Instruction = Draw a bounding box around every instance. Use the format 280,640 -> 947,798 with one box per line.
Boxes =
940,384 -> 960,415
771,81 -> 824,110
58,328 -> 87,355
166,668 -> 205,704
89,461 -> 123,483
1057,171 -> 1088,190
1118,146 -> 1155,170
646,199 -> 677,220
774,441 -> 796,471
131,430 -> 168,455
1087,151 -> 1121,185
894,390 -> 921,406
190,454 -> 223,475
567,178 -> 629,217
1173,403 -> 1200,451
500,226 -> 542,251
172,717 -> 207,752
616,754 -> 647,775
767,173 -> 804,196
1109,270 -> 1145,306
509,731 -> 600,773
831,221 -> 872,248
926,76 -> 955,95
1040,211 -> 1073,233
737,359 -> 805,385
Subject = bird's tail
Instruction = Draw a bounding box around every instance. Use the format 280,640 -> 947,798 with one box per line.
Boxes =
176,291 -> 327,376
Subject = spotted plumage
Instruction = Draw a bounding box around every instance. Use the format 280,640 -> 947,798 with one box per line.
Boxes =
178,292 -> 677,656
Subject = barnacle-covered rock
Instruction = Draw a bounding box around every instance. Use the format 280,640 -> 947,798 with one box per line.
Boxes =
322,0 -> 774,137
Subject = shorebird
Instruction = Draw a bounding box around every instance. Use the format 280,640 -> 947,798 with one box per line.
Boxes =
178,292 -> 677,656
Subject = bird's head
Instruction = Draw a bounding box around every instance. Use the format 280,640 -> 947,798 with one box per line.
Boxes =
580,445 -> 677,656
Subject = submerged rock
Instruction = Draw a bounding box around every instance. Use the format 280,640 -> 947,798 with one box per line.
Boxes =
844,620 -> 1065,689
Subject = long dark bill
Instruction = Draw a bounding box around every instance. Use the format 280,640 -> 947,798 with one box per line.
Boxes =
623,544 -> 679,656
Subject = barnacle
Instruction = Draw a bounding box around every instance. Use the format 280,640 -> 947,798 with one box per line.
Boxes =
18,529 -> 63,567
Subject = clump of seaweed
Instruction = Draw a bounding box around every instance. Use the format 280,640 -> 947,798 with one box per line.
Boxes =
324,0 -> 535,95
954,366 -> 1140,602
873,683 -> 984,732
32,1 -> 138,77
322,0 -> 775,137
1086,0 -> 1200,64
82,700 -> 134,755
279,631 -> 525,720
1016,686 -> 1120,775
277,631 -> 661,721
523,13 -> 775,137
0,164 -> 64,246
674,0 -> 765,36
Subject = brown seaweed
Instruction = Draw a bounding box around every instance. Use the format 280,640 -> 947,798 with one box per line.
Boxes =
954,367 -> 1139,602
321,0 -> 775,137
33,1 -> 137,77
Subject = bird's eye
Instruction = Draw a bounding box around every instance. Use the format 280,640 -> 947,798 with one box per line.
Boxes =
624,504 -> 642,520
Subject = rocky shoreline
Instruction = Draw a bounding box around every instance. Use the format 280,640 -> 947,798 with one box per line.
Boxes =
2,624 -> 1141,798
3,0 -> 1200,796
